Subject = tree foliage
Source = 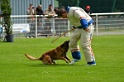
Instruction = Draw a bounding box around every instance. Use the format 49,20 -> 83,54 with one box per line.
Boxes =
56,0 -> 124,12
56,0 -> 78,8
1,0 -> 12,35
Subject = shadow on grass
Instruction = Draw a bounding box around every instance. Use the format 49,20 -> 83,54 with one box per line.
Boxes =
25,63 -> 84,67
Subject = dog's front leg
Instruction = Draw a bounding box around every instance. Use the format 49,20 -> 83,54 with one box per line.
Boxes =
59,57 -> 70,63
52,60 -> 56,64
64,56 -> 71,62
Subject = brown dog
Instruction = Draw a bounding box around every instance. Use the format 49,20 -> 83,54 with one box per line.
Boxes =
25,40 -> 71,64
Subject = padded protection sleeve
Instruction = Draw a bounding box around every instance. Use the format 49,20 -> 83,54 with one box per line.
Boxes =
80,18 -> 88,29
88,20 -> 93,25
72,51 -> 81,60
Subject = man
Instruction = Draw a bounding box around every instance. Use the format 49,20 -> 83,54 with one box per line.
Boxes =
35,5 -> 44,33
26,4 -> 35,38
45,4 -> 56,18
27,4 -> 35,15
36,5 -> 44,15
62,6 -> 96,65
84,5 -> 92,15
43,4 -> 56,35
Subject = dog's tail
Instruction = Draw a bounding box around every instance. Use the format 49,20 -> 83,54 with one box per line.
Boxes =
25,54 -> 39,60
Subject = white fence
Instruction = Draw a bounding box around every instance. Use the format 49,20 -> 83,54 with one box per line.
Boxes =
0,12 -> 124,38
4,15 -> 70,38
91,12 -> 124,35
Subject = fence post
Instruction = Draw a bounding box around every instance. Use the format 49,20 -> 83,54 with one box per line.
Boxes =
67,20 -> 70,36
52,17 -> 56,34
35,15 -> 37,38
95,14 -> 98,36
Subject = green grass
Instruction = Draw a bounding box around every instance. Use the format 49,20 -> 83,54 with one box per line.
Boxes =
0,35 -> 124,82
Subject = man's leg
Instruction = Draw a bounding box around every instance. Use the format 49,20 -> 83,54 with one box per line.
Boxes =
80,25 -> 96,65
69,29 -> 82,64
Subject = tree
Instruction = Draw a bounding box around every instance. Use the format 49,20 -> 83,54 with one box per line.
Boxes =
56,0 -> 78,7
56,0 -> 124,13
1,0 -> 13,42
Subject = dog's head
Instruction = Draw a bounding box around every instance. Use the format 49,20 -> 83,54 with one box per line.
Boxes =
60,40 -> 70,49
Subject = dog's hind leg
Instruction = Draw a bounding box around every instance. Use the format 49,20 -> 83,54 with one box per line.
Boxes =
42,55 -> 53,64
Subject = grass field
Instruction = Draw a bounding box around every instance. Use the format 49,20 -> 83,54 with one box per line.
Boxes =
0,35 -> 124,82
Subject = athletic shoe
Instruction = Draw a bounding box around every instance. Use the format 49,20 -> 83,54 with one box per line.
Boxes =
87,61 -> 96,66
69,59 -> 79,65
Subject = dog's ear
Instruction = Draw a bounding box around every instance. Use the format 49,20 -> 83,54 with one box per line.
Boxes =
65,40 -> 70,45
60,40 -> 70,48
66,40 -> 70,43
